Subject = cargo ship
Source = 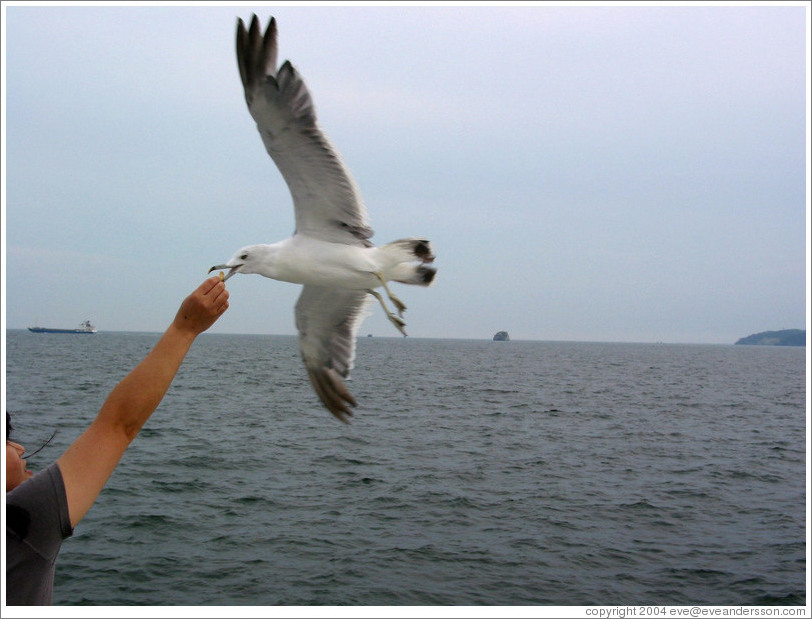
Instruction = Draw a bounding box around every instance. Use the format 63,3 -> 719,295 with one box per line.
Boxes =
28,320 -> 97,334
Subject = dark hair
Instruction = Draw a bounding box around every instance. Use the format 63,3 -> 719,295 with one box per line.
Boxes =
6,411 -> 12,439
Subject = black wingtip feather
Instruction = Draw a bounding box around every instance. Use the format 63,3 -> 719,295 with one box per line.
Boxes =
307,367 -> 356,424
236,14 -> 278,93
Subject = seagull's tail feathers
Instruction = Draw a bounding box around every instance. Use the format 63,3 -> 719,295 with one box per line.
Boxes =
391,264 -> 437,287
381,238 -> 435,264
381,238 -> 437,287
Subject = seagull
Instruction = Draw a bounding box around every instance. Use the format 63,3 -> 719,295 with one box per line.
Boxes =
210,15 -> 437,423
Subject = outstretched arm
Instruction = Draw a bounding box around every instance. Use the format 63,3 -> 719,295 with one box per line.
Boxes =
57,276 -> 229,528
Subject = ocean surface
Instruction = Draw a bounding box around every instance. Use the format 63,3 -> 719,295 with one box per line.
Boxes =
4,331 -> 808,606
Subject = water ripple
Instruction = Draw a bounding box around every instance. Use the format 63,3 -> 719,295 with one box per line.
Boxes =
5,333 -> 806,605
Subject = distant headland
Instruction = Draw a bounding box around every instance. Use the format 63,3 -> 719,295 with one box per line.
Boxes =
734,329 -> 805,346
493,331 -> 510,341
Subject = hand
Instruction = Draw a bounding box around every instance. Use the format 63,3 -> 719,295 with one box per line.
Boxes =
172,276 -> 230,336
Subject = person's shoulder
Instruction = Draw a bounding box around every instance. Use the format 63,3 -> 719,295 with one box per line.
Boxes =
7,461 -> 73,540
7,461 -> 64,506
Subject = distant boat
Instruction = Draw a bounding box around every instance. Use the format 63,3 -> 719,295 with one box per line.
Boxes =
28,320 -> 97,334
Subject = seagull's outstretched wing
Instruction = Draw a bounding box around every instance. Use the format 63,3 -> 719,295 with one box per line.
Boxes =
295,286 -> 372,422
236,15 -> 373,247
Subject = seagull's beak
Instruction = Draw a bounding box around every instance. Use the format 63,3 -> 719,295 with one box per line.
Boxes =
208,264 -> 241,281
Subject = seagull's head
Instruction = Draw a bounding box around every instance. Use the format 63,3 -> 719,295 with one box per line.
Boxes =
209,245 -> 270,281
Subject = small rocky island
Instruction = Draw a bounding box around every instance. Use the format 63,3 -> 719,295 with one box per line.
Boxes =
493,331 -> 510,341
735,329 -> 805,346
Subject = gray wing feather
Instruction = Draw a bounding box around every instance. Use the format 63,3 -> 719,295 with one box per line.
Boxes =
295,286 -> 372,422
236,15 -> 374,247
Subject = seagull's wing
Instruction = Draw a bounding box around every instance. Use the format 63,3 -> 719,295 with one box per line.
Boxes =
295,285 -> 372,422
237,15 -> 373,247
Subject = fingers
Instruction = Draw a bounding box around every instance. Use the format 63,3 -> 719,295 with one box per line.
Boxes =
199,275 -> 223,295
196,283 -> 228,315
214,294 -> 230,315
209,281 -> 229,309
195,276 -> 228,304
201,277 -> 230,318
174,277 -> 231,334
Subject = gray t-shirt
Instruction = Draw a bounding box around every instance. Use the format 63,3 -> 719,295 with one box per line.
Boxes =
6,462 -> 73,605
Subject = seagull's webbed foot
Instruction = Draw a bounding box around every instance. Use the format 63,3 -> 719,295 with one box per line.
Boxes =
390,295 -> 407,317
368,289 -> 408,336
374,272 -> 407,317
388,314 -> 408,337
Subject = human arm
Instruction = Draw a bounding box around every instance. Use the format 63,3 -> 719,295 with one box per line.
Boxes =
57,276 -> 229,528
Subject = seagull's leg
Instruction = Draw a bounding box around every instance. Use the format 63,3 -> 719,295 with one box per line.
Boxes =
374,272 -> 407,317
368,289 -> 407,336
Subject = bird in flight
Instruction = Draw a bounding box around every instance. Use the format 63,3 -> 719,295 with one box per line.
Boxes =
210,15 -> 437,423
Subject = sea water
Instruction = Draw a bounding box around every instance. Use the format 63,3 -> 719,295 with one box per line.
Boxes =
4,331 -> 807,605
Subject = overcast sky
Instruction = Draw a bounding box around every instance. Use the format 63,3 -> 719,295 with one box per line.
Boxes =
2,3 -> 809,343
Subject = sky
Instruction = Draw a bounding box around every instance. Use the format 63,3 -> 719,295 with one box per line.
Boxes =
2,2 -> 809,344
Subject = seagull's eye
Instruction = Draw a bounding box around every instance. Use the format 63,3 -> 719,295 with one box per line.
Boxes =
240,253 -> 248,260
